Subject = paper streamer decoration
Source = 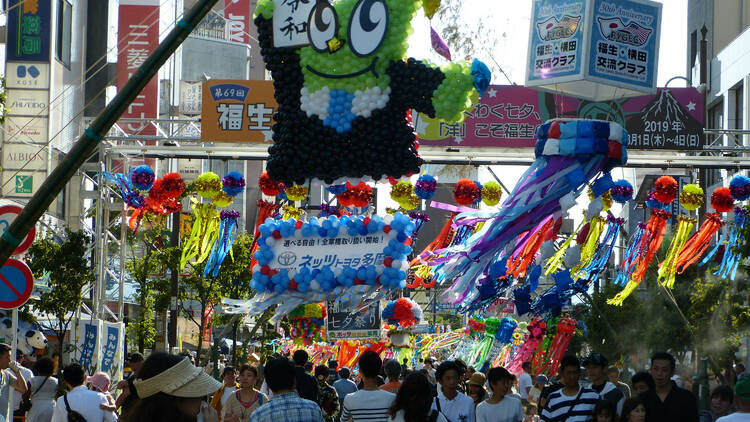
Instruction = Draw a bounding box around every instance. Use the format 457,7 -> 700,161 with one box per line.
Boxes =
203,210 -> 241,277
507,318 -> 547,374
431,26 -> 451,60
574,214 -> 624,284
656,184 -> 703,288
180,201 -> 220,270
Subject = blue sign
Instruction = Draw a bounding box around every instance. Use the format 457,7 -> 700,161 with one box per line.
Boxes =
79,323 -> 98,373
6,0 -> 52,62
100,326 -> 119,373
527,0 -> 587,83
209,84 -> 250,102
0,259 -> 34,309
587,0 -> 660,89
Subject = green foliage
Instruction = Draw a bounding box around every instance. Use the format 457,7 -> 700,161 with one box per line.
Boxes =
0,77 -> 6,124
26,229 -> 94,362
582,283 -> 644,360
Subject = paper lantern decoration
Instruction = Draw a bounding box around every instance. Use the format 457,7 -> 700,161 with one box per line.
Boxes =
482,181 -> 502,206
254,0 -> 486,185
453,179 -> 480,205
222,172 -> 246,197
680,184 -> 704,211
653,176 -> 678,204
414,174 -> 437,200
130,165 -> 155,191
259,171 -> 285,197
711,187 -> 734,213
730,175 -> 750,201
195,172 -> 222,199
285,185 -> 308,202
610,179 -> 633,203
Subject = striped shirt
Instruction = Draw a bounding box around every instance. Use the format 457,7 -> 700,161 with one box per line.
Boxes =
540,386 -> 599,422
341,389 -> 395,422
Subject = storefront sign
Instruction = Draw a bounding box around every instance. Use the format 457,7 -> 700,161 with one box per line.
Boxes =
201,80 -> 277,143
6,62 -> 50,89
416,85 -> 704,150
4,116 -> 49,143
1,171 -> 45,197
327,301 -> 381,340
178,159 -> 202,182
2,144 -> 47,171
179,81 -> 202,115
6,89 -> 49,116
224,0 -> 251,44
6,0 -> 52,62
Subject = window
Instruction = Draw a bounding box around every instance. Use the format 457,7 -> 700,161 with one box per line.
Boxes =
708,101 -> 723,129
735,84 -> 744,130
56,0 -> 72,68
690,30 -> 697,68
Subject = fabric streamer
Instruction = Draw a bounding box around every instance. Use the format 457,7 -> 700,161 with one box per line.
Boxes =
571,215 -> 606,276
506,216 -> 555,279
431,119 -> 628,310
574,214 -> 624,284
701,207 -> 746,280
537,317 -> 576,376
544,219 -> 585,276
203,210 -> 241,277
430,26 -> 451,61
180,200 -> 220,270
657,184 -> 703,288
675,213 -> 724,274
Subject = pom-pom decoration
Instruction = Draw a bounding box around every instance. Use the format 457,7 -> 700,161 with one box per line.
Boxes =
730,175 -> 750,201
610,179 -> 633,203
195,172 -> 222,199
161,173 -> 185,199
711,187 -> 734,213
327,185 -> 347,195
401,193 -> 421,210
453,179 -> 481,205
391,181 -> 414,204
285,185 -> 308,202
653,176 -> 678,204
680,184 -> 704,211
222,171 -> 246,197
645,189 -> 665,210
258,171 -> 285,197
414,174 -> 437,200
382,298 -> 423,328
253,0 -> 486,185
211,191 -> 234,208
348,182 -> 373,208
481,181 -> 502,206
130,165 -> 155,191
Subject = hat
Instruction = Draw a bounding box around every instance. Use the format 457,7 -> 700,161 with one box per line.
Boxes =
128,352 -> 144,363
584,352 -> 608,367
468,372 -> 487,387
736,376 -> 750,400
134,357 -> 221,399
536,375 -> 548,385
89,372 -> 111,393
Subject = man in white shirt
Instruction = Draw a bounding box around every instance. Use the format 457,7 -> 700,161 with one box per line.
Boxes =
519,362 -> 534,404
340,351 -> 395,422
0,344 -> 28,420
51,363 -> 116,422
11,352 -> 33,417
476,367 -> 523,422
432,361 -> 475,422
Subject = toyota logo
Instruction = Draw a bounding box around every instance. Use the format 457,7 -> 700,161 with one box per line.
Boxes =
277,251 -> 297,266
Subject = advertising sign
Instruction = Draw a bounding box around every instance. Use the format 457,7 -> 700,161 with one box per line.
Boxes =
224,0 -> 251,44
269,232 -> 388,273
1,171 -> 45,197
272,0 -> 315,48
6,89 -> 49,116
327,301 -> 381,340
416,85 -> 704,150
6,63 -> 50,89
2,144 -> 47,171
179,80 -> 202,115
201,80 -> 277,143
6,0 -> 52,62
117,0 -> 160,135
525,0 -> 661,100
3,117 -> 49,143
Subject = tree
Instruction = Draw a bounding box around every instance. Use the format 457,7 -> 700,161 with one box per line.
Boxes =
26,229 -> 95,371
178,259 -> 222,365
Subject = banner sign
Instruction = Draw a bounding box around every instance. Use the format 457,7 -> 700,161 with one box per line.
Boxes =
117,0 -> 160,135
201,80 -> 277,143
224,0 -> 251,44
6,0 -> 52,62
6,63 -> 50,89
327,301 -> 381,340
272,0 -> 315,48
99,322 -> 123,379
415,85 -> 704,150
271,233 -> 388,272
76,322 -> 99,374
527,0 -> 586,82
179,80 -> 202,115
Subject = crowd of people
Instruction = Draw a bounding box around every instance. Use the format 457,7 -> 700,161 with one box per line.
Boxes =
2,342 -> 749,422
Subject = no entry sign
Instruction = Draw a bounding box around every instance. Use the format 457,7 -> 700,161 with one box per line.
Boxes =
0,205 -> 36,255
0,258 -> 33,309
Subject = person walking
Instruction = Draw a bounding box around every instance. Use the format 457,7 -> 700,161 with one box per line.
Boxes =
249,358 -> 322,422
519,363 -> 534,405
381,360 -> 403,394
432,361 -> 475,422
621,397 -> 647,422
293,350 -> 319,403
387,372 -> 448,422
224,364 -> 267,422
316,365 -> 341,422
607,366 -> 631,399
475,367 -> 524,422
583,353 -> 624,415
540,355 -> 599,422
467,372 -> 489,407
341,351 -> 395,422
639,352 -> 698,422
51,363 -> 117,422
25,357 -> 58,422
211,366 -> 239,421
716,376 -> 750,421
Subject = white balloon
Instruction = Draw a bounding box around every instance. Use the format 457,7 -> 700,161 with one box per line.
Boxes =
384,214 -> 394,224
294,231 -> 303,239
310,280 -> 321,291
252,265 -> 261,273
400,260 -> 410,271
265,238 -> 276,248
333,267 -> 342,277
387,230 -> 397,240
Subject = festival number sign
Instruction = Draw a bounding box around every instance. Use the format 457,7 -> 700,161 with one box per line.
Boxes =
327,300 -> 381,340
415,85 -> 704,150
201,80 -> 277,143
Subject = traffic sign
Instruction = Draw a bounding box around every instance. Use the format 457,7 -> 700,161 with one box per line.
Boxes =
0,259 -> 34,309
0,205 -> 36,255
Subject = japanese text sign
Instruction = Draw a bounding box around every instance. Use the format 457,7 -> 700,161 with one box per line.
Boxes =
99,321 -> 125,382
327,301 -> 381,340
117,0 -> 160,135
272,0 -> 315,47
225,0 -> 251,44
201,80 -> 278,143
271,233 -> 388,273
76,322 -> 99,374
415,85 -> 704,150
6,0 -> 52,62
526,0 -> 661,101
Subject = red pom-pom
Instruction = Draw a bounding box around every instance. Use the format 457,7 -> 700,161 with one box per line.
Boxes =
148,179 -> 166,202
348,182 -> 373,207
161,173 -> 185,198
711,187 -> 734,213
453,179 -> 480,205
393,298 -> 415,326
259,172 -> 285,196
653,176 -> 678,204
162,199 -> 182,214
336,189 -> 354,207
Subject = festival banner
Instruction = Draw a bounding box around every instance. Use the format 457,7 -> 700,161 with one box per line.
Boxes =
201,80 -> 277,143
327,301 -> 381,340
100,321 -> 125,382
527,0 -> 587,83
224,0 -> 251,44
415,85 -> 704,150
75,321 -> 100,375
117,0 -> 160,136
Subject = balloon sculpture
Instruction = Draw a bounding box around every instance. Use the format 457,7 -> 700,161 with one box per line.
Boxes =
254,0 -> 490,185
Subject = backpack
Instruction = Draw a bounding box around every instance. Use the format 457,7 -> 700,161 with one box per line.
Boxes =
63,394 -> 88,422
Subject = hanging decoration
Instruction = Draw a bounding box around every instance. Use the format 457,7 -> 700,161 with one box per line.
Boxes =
610,179 -> 634,204
254,0 -> 487,185
259,171 -> 285,197
203,210 -> 241,277
701,207 -> 746,280
481,181 -> 503,206
195,172 -> 223,199
415,174 -> 437,201
130,165 -> 155,191
507,318 -> 547,374
288,303 -> 327,344
674,187 -> 733,274
222,171 -> 246,197
286,185 -> 309,202
453,179 -> 481,206
575,214 -> 625,284
430,26 -> 451,61
382,298 -> 423,328
180,201 -> 220,270
656,184 -> 703,288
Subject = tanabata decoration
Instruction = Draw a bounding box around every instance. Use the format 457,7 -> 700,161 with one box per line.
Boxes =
657,184 -> 703,288
432,119 -> 628,309
472,317 -> 518,370
730,175 -> 750,201
482,181 -> 503,207
254,0 -> 487,185
203,210 -> 241,277
674,187 -> 732,274
180,200 -> 220,270
286,185 -> 309,202
467,316 -> 486,338
574,214 -> 624,285
212,192 -> 234,208
507,318 -> 547,374
195,172 -> 222,199
288,303 -> 327,344
534,317 -> 576,376
222,171 -> 246,197
701,207 -> 746,280
102,171 -> 146,210
506,216 -> 555,279
259,171 -> 285,197
453,179 -> 481,206
609,177 -> 677,305
383,298 -> 422,347
610,179 -> 633,204
130,165 -> 155,191
415,174 -> 437,200
160,173 -> 186,199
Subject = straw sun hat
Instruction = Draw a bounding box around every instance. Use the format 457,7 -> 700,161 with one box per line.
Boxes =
133,357 -> 221,399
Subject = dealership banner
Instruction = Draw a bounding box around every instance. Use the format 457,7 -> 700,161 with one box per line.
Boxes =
117,0 -> 160,135
415,85 -> 704,150
201,80 -> 277,143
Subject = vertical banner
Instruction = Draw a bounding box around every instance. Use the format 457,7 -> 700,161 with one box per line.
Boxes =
224,0 -> 250,44
202,306 -> 214,343
117,0 -> 160,136
75,321 -> 100,375
99,321 -> 125,382
6,0 -> 52,62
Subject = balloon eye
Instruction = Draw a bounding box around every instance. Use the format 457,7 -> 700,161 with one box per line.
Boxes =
348,0 -> 389,57
308,1 -> 340,53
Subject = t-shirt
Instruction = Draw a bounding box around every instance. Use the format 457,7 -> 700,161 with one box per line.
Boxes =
432,391 -> 476,422
540,385 -> 599,422
380,381 -> 402,394
519,373 -> 533,400
341,389 -> 396,422
389,409 -> 449,422
0,369 -> 18,417
640,383 -> 699,422
717,413 -> 750,421
591,381 -> 625,415
476,396 -> 524,422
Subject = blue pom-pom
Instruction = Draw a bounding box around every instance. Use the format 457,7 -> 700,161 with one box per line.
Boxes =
611,179 -> 634,204
730,175 -> 750,201
130,165 -> 155,191
222,171 -> 246,197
